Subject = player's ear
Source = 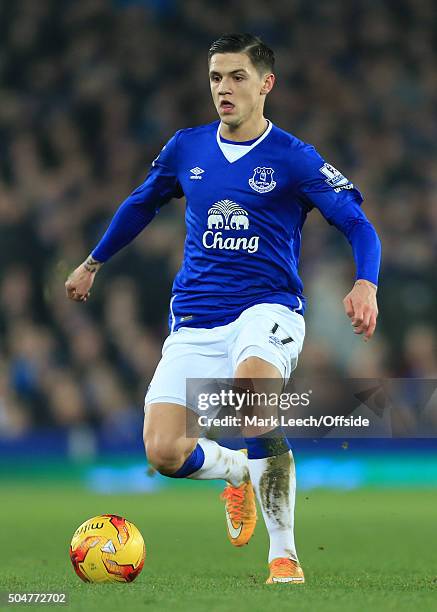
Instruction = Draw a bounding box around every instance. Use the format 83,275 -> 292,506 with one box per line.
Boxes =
260,73 -> 275,95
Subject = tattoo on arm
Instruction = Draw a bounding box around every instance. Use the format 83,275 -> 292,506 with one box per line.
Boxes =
83,255 -> 102,273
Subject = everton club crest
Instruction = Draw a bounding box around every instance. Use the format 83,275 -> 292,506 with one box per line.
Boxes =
249,166 -> 276,193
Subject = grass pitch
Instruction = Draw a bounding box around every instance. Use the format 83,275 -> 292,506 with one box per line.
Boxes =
0,483 -> 436,611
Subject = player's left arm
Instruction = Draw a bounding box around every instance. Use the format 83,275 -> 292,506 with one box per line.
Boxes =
343,279 -> 378,342
329,208 -> 380,342
295,147 -> 381,341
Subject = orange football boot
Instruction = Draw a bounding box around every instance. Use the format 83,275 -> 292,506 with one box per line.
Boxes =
220,481 -> 257,547
266,558 -> 305,584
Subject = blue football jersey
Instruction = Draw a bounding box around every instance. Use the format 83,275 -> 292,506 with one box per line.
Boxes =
146,121 -> 364,331
92,120 -> 376,332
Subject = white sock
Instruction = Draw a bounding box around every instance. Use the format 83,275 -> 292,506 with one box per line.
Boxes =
248,450 -> 298,563
188,438 -> 249,487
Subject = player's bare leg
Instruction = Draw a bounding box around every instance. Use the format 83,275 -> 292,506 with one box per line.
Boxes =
143,402 -> 248,485
236,356 -> 304,584
144,402 -> 255,546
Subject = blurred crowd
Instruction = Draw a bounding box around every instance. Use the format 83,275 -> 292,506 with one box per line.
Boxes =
0,0 -> 436,437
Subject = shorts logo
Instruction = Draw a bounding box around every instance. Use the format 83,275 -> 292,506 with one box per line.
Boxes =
269,323 -> 294,347
249,167 -> 276,193
269,335 -> 283,348
319,162 -> 353,193
202,199 -> 259,253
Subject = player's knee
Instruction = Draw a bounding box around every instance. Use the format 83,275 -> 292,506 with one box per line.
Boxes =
144,439 -> 185,475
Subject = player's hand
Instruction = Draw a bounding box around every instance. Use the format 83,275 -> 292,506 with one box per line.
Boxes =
65,256 -> 102,302
343,279 -> 378,341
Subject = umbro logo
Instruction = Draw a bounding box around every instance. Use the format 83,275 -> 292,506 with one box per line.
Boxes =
190,167 -> 205,180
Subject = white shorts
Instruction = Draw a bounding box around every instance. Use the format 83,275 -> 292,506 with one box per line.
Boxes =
144,303 -> 305,412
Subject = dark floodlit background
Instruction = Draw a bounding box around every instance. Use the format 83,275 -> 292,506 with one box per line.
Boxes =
0,0 -> 436,489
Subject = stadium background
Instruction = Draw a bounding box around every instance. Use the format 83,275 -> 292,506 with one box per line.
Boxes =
0,2 -> 436,606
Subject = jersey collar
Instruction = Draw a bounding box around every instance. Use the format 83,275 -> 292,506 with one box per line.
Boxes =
216,120 -> 273,163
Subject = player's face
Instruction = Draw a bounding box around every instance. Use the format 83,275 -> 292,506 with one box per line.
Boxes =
209,53 -> 273,129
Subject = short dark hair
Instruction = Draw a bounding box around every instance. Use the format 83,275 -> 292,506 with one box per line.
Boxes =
208,33 -> 275,74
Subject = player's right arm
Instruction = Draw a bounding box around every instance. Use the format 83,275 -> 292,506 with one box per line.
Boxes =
65,133 -> 183,302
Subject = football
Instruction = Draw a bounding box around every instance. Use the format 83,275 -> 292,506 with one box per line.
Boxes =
69,514 -> 145,583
